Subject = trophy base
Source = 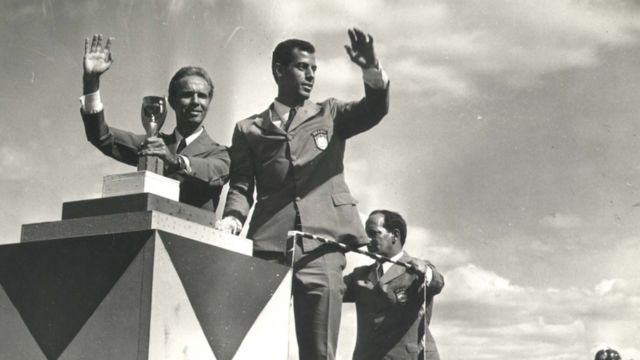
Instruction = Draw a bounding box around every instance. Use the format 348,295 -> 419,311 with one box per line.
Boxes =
138,155 -> 164,175
102,171 -> 180,202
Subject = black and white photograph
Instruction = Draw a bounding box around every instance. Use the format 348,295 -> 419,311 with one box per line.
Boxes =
0,1 -> 639,359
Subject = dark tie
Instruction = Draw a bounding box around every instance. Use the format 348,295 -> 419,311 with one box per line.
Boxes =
376,263 -> 384,280
176,138 -> 186,154
283,107 -> 297,132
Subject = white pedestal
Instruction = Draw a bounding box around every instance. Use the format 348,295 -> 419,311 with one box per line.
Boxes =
102,171 -> 180,201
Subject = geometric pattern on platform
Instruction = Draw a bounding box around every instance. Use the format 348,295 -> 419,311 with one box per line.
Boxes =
59,238 -> 153,360
159,231 -> 292,360
0,231 -> 151,360
0,284 -> 47,360
232,270 -> 292,360
0,228 -> 293,360
149,236 -> 217,359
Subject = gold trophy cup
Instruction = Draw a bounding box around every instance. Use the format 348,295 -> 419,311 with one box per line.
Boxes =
138,96 -> 168,174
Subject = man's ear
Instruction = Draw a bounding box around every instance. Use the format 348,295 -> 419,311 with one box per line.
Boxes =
392,229 -> 401,243
274,63 -> 284,81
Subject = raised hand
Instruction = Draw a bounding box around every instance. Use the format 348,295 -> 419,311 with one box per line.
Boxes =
83,34 -> 113,77
344,28 -> 378,69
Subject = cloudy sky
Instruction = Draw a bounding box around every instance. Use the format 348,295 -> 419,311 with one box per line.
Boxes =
2,0 -> 640,359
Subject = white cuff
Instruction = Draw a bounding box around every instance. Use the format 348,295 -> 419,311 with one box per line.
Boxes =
362,62 -> 389,89
79,90 -> 104,114
425,266 -> 433,286
178,155 -> 192,174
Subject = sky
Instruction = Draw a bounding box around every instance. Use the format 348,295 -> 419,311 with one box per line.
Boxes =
1,0 -> 640,359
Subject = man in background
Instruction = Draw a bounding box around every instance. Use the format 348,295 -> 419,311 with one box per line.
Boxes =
80,34 -> 229,212
344,210 -> 445,360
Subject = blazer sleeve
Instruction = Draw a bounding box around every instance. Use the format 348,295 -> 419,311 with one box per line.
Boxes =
334,83 -> 390,140
222,123 -> 255,223
182,146 -> 230,188
81,110 -> 145,166
424,260 -> 445,297
342,270 -> 357,303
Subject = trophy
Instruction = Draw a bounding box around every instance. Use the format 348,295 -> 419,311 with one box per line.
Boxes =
138,96 -> 168,174
141,96 -> 167,137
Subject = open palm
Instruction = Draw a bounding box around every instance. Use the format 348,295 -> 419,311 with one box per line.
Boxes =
83,34 -> 113,76
344,28 -> 377,69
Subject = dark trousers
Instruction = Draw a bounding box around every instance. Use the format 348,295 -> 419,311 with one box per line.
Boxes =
255,238 -> 346,360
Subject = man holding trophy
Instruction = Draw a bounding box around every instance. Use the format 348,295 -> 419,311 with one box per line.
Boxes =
79,34 -> 230,212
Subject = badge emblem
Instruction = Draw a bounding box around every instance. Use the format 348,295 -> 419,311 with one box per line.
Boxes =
311,129 -> 329,151
394,288 -> 408,304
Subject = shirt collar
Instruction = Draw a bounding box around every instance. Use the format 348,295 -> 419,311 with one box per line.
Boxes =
381,250 -> 404,273
175,126 -> 204,147
272,99 -> 296,123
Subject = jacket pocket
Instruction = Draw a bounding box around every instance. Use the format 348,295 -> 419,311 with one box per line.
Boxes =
331,192 -> 358,206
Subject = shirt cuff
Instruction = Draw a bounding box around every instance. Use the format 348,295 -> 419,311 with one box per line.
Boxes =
425,266 -> 433,286
362,62 -> 389,89
79,90 -> 104,114
178,155 -> 193,175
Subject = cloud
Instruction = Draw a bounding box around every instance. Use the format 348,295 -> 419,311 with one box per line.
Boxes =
252,0 -> 640,98
432,263 -> 640,359
539,212 -> 584,229
403,225 -> 470,269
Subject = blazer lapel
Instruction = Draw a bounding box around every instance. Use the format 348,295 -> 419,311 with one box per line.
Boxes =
366,263 -> 379,284
287,100 -> 321,132
255,106 -> 286,135
379,253 -> 411,284
180,129 -> 216,156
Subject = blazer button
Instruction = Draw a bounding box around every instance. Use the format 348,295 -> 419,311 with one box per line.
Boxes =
295,196 -> 301,202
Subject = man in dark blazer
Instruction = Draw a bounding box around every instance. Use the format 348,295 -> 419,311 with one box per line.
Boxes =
79,34 -> 230,212
216,29 -> 390,359
344,210 -> 445,360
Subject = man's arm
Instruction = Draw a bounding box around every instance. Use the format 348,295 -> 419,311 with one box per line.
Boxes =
342,271 -> 356,303
407,258 -> 445,296
335,28 -> 390,139
80,34 -> 145,166
215,123 -> 255,234
182,146 -> 230,187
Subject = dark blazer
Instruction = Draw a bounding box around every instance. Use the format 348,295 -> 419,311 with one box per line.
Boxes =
82,110 -> 230,212
223,85 -> 389,252
343,253 -> 445,360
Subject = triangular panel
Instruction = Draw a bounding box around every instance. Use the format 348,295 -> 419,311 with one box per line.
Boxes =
233,270 -> 293,359
0,284 -> 47,360
59,238 -> 153,360
149,238 -> 216,360
0,231 -> 151,360
159,231 -> 290,360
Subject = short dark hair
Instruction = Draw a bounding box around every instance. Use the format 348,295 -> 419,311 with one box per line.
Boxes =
272,39 -> 315,80
595,349 -> 621,360
168,66 -> 214,107
369,210 -> 407,245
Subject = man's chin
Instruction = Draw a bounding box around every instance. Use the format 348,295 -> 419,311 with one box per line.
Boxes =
299,91 -> 311,100
177,116 -> 205,131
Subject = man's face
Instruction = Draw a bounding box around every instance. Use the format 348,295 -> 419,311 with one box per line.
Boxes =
276,48 -> 316,103
172,75 -> 212,132
366,213 -> 399,258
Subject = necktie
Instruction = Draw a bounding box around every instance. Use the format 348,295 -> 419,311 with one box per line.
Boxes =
176,138 -> 186,154
283,107 -> 297,132
376,263 -> 384,279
